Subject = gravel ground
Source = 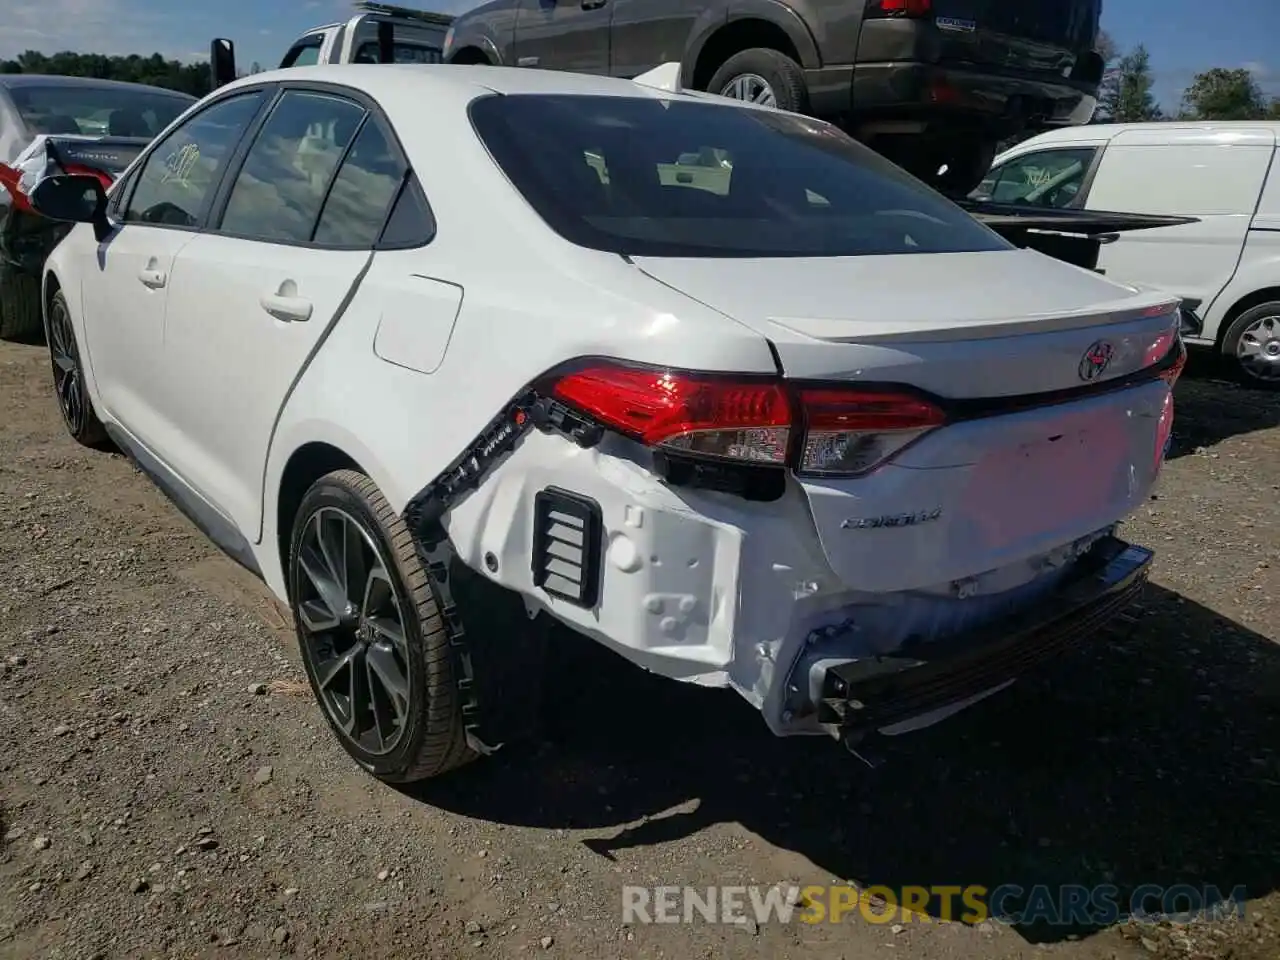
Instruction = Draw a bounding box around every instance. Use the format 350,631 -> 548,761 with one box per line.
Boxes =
2,340 -> 1278,960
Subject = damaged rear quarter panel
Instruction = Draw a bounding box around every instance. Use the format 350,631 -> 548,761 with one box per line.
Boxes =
257,240 -> 776,602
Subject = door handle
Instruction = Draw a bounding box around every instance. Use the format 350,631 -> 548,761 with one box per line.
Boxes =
581,0 -> 606,8
137,267 -> 167,289
259,291 -> 313,322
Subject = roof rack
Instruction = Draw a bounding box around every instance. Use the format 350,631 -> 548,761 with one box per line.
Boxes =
352,1 -> 455,27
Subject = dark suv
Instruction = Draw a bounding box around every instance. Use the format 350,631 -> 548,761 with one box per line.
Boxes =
442,0 -> 1105,193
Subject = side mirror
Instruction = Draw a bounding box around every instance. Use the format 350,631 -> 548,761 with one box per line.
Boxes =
211,38 -> 237,89
28,174 -> 110,242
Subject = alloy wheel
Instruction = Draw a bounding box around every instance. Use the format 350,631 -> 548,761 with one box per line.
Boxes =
719,73 -> 777,107
294,506 -> 413,756
1236,313 -> 1280,383
47,297 -> 85,435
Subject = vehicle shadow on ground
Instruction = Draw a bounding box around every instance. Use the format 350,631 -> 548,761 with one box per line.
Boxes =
409,583 -> 1280,946
1166,352 -> 1280,460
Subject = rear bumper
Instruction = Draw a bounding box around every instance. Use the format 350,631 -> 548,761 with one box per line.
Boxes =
0,206 -> 66,276
847,60 -> 1096,129
813,536 -> 1151,741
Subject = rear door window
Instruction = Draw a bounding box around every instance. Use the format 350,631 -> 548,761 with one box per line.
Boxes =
312,119 -> 407,246
218,90 -> 366,243
469,94 -> 1010,258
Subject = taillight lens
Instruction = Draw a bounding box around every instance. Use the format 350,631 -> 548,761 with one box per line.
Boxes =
867,0 -> 933,16
550,364 -> 792,464
797,387 -> 945,476
548,363 -> 946,476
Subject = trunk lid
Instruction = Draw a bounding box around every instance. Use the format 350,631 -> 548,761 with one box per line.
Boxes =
633,249 -> 1179,593
43,134 -> 150,178
930,0 -> 1102,77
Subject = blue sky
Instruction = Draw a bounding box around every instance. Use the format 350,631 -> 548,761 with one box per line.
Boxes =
3,0 -> 1277,112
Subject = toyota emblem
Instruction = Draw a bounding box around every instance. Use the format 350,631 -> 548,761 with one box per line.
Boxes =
1078,340 -> 1114,381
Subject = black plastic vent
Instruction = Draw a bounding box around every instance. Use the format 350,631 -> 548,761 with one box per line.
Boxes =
531,487 -> 602,608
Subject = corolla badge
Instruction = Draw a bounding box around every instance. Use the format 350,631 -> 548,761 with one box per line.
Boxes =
841,507 -> 942,530
1078,340 -> 1115,381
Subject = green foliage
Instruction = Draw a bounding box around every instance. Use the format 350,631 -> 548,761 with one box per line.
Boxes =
1179,67 -> 1269,120
0,50 -> 211,97
1097,44 -> 1162,123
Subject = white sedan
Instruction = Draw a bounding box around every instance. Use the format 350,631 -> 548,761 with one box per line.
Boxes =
32,63 -> 1184,782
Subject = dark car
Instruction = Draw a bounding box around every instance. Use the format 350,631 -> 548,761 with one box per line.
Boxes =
0,75 -> 195,339
442,0 -> 1105,194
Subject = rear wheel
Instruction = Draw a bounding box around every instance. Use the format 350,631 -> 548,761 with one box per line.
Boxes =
45,289 -> 109,448
0,268 -> 44,341
1221,301 -> 1280,389
707,48 -> 809,113
288,470 -> 476,782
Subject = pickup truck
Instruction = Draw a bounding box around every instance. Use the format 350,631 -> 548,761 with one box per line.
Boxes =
209,1 -> 453,81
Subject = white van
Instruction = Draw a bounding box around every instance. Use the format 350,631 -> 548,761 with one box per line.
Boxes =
973,122 -> 1280,387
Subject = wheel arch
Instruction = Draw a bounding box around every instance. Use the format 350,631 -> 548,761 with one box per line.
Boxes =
1212,285 -> 1280,349
688,5 -> 820,91
448,43 -> 494,65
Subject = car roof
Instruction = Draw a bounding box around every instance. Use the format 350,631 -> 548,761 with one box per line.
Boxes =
216,62 -> 746,109
1016,120 -> 1280,146
0,73 -> 196,99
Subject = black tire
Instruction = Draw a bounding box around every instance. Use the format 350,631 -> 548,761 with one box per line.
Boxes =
1220,300 -> 1280,389
288,469 -> 476,783
706,47 -> 809,114
44,289 -> 109,448
0,268 -> 45,342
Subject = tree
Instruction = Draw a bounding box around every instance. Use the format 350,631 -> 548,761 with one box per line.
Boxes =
1097,44 -> 1162,122
0,50 -> 210,96
1180,67 -> 1268,120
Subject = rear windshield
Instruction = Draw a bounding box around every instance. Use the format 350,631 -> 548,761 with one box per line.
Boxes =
468,93 -> 1010,259
9,84 -> 193,139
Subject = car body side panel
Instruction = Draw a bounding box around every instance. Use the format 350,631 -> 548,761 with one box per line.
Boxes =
609,0 -> 725,81
1199,226 -> 1280,344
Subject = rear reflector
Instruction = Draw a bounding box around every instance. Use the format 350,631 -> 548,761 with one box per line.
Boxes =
868,0 -> 933,16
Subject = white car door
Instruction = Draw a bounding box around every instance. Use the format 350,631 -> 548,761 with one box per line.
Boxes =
83,90 -> 267,446
154,88 -> 408,539
1083,127 -> 1276,309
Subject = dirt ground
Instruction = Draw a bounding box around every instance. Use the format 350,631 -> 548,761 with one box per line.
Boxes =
2,339 -> 1279,960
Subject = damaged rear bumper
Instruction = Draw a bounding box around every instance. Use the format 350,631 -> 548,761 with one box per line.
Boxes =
810,536 -> 1151,742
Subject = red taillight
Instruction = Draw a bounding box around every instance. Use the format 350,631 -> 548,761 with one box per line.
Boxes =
0,161 -> 112,214
797,387 -> 946,476
548,363 -> 946,475
550,364 -> 792,465
869,0 -> 932,16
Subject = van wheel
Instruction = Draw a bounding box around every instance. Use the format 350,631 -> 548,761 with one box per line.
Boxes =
707,48 -> 809,113
1221,301 -> 1280,389
288,470 -> 477,782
